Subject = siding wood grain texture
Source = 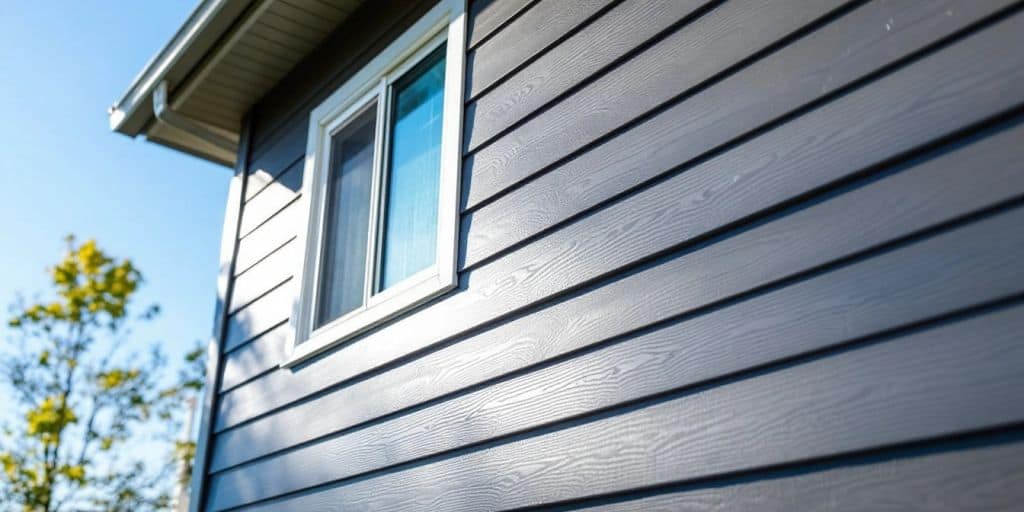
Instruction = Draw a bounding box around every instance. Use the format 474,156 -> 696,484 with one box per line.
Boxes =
199,0 -> 1024,509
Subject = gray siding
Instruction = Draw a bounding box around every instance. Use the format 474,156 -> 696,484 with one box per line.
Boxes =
200,0 -> 1024,509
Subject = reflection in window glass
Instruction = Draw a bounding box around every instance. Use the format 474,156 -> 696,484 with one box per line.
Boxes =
316,104 -> 377,327
378,46 -> 446,291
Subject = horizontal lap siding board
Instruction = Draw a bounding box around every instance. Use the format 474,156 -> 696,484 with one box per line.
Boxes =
238,162 -> 303,237
562,432 -> 1024,511
204,0 -> 1024,509
219,322 -> 290,392
464,0 -> 713,149
214,7 -> 1024,432
208,159 -> 1024,508
461,0 -> 1018,268
207,109 -> 1024,473
461,0 -> 849,208
245,122 -> 305,201
229,239 -> 296,315
466,0 -> 535,49
237,300 -> 1024,511
465,0 -> 617,100
232,198 -> 299,275
220,0 -> 848,429
223,279 -> 292,353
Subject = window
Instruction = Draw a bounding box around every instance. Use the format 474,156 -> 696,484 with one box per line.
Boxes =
286,0 -> 466,365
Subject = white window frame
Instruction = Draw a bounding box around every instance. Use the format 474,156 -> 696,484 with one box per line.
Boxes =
284,0 -> 466,367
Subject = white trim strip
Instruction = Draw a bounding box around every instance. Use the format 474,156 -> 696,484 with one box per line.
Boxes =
187,115 -> 251,512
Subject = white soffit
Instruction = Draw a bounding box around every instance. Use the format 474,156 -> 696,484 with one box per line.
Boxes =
109,0 -> 363,166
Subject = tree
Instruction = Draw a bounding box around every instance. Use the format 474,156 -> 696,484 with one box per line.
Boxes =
0,236 -> 204,511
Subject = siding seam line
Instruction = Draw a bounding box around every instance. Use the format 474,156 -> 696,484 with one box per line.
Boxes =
208,126 -> 1024,458
245,155 -> 304,202
224,316 -> 291,355
211,99 -> 1024,444
234,235 -> 296,278
227,275 -> 292,316
213,292 -> 1024,508
508,424 -> 1024,512
220,361 -> 283,395
211,260 -> 1024,479
212,103 -> 1024,438
460,0 -> 1024,270
465,0 -> 632,103
238,194 -> 301,241
223,318 -> 290,358
462,0 -> 727,152
466,0 -> 542,51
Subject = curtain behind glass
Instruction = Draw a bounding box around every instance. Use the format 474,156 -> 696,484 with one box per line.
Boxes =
316,105 -> 377,327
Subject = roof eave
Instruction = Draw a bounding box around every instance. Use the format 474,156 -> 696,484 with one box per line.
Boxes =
108,0 -> 252,138
110,0 -> 364,167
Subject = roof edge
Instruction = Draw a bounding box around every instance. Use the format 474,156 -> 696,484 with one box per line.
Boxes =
107,0 -> 242,136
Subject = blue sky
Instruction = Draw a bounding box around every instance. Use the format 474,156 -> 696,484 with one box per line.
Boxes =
0,1 -> 227,390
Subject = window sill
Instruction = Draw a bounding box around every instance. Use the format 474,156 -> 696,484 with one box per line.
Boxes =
281,272 -> 456,368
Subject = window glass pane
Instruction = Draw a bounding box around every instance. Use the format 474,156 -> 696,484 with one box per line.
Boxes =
378,46 -> 446,291
316,104 -> 377,327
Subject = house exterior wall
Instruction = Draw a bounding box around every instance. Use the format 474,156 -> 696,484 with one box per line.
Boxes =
196,0 -> 1024,509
